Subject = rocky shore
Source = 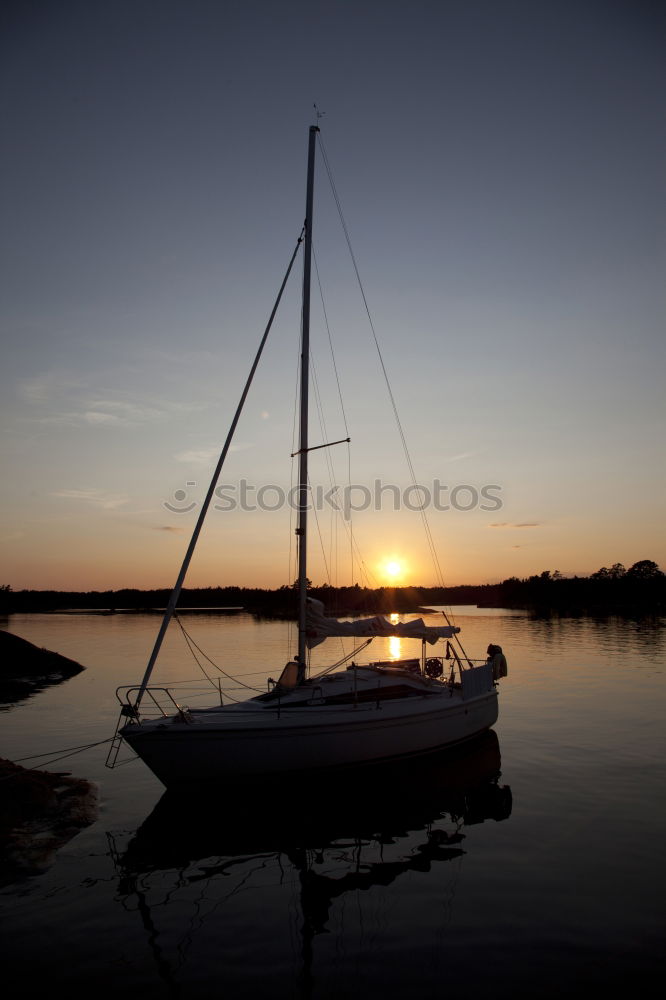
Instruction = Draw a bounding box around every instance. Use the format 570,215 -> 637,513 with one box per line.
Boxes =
1,630 -> 97,884
0,629 -> 85,706
0,758 -> 98,884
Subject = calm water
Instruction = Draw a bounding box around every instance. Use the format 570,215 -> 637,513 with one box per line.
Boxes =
1,608 -> 665,998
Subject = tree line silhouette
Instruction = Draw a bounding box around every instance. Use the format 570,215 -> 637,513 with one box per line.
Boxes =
0,560 -> 663,616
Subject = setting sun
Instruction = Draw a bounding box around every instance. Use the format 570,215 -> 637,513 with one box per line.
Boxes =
380,558 -> 406,584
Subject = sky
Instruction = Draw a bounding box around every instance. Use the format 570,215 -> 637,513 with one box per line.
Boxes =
1,0 -> 664,591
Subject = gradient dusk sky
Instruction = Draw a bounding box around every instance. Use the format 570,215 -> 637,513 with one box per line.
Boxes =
1,0 -> 664,591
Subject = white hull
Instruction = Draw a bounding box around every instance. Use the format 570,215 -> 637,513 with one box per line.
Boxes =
122,684 -> 499,787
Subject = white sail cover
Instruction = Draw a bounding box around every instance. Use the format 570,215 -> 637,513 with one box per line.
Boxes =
305,598 -> 460,649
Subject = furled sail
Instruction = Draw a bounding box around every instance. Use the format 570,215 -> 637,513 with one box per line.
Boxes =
305,598 -> 460,649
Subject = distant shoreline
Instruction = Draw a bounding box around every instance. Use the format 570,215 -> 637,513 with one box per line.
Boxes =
1,565 -> 664,617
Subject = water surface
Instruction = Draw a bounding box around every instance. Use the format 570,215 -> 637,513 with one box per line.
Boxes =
1,608 -> 665,997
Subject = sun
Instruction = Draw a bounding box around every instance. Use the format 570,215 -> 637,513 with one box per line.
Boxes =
381,559 -> 405,583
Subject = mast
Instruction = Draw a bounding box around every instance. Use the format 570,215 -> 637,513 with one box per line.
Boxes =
296,124 -> 319,680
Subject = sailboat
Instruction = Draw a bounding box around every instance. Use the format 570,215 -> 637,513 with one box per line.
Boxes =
109,125 -> 506,788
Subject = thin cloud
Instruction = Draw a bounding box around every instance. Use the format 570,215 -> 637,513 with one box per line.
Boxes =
83,411 -> 125,426
71,400 -> 166,427
114,507 -> 162,516
33,412 -> 82,427
51,489 -> 129,510
1,530 -> 25,542
175,442 -> 253,464
19,372 -> 202,429
18,371 -> 84,405
175,446 -> 219,465
444,450 -> 478,462
489,522 -> 541,528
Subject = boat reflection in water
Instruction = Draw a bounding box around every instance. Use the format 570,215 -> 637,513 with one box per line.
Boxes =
122,730 -> 511,865
112,732 -> 511,996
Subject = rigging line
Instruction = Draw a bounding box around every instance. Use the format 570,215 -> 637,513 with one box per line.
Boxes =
344,525 -> 376,587
312,242 -> 349,437
321,494 -> 374,592
308,344 -> 373,593
307,454 -> 346,656
112,754 -> 140,767
174,614 -> 264,693
311,637 -> 374,676
305,249 -> 366,593
158,677 -> 239,686
347,518 -> 376,585
356,551 -> 379,587
307,343 -> 337,582
175,612 -> 219,690
308,472 -> 332,585
312,239 -> 354,586
318,136 -> 442,575
309,345 -> 343,589
135,226 -> 306,707
318,135 -> 471,659
13,737 -> 114,764
309,348 -> 336,500
12,740 -> 116,770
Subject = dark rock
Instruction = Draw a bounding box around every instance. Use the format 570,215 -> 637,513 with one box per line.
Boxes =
0,630 -> 85,706
0,758 -> 98,884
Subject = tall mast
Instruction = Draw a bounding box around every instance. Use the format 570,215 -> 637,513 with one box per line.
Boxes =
296,124 -> 319,680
